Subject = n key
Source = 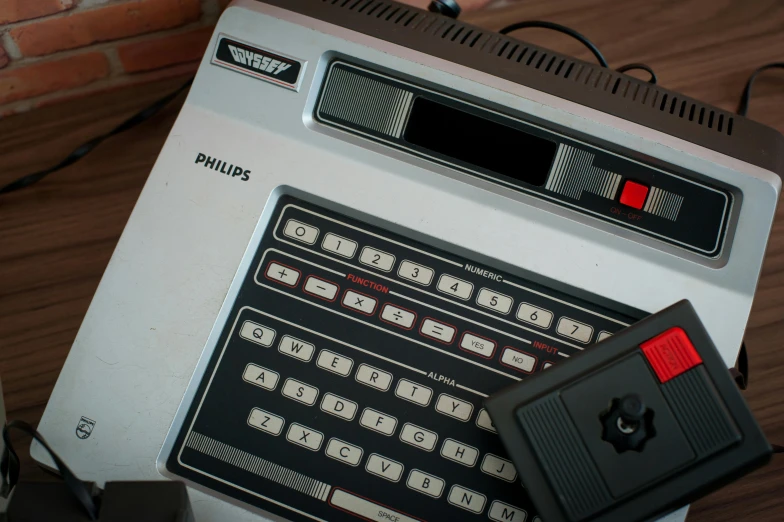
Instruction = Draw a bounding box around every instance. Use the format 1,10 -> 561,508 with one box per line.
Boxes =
448,485 -> 487,514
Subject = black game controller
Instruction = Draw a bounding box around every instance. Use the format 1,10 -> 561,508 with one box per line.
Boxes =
485,300 -> 771,522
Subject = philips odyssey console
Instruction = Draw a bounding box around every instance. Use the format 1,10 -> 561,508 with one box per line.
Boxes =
33,1 -> 783,522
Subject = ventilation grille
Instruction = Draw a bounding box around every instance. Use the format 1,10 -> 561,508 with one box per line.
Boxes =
319,0 -> 734,136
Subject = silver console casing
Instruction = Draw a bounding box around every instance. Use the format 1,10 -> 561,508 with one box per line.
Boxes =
33,1 -> 781,521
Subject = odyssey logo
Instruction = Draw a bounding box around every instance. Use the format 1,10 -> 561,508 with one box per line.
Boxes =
212,35 -> 304,90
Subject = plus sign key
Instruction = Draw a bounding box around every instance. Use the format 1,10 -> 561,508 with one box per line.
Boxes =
264,261 -> 301,287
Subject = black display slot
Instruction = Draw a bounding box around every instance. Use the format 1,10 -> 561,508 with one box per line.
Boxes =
404,97 -> 558,187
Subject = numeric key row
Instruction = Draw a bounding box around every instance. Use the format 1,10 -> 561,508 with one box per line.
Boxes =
281,217 -> 606,344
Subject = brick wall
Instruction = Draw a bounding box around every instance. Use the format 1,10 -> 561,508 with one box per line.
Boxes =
0,0 -> 231,116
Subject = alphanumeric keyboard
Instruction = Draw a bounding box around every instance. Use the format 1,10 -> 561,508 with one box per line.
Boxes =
164,195 -> 643,522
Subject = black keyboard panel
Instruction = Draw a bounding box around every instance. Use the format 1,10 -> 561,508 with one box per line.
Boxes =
165,195 -> 644,522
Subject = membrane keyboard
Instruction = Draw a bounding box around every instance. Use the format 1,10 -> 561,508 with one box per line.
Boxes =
165,195 -> 644,522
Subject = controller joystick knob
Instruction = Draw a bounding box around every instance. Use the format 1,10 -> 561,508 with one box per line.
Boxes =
616,394 -> 645,434
601,394 -> 655,452
619,394 -> 646,422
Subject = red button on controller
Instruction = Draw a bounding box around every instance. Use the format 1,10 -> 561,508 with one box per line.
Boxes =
641,327 -> 702,383
619,180 -> 649,210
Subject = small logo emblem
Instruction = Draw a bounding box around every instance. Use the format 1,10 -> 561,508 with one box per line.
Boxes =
75,417 -> 95,439
212,35 -> 305,91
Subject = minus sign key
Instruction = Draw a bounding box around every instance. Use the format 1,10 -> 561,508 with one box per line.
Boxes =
304,275 -> 339,301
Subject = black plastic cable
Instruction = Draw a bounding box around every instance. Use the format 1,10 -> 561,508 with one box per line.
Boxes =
737,62 -> 784,116
499,20 -> 610,68
0,78 -> 193,196
616,62 -> 658,85
499,21 -> 658,85
1,420 -> 99,520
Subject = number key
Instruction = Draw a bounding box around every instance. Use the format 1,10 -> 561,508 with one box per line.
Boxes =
556,317 -> 594,343
476,288 -> 512,314
359,247 -> 395,272
516,303 -> 554,329
398,260 -> 434,286
436,274 -> 473,300
321,233 -> 357,258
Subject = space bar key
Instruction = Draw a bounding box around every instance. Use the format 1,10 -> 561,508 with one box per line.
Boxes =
330,489 -> 424,522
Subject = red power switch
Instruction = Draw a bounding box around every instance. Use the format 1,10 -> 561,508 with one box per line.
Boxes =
641,327 -> 702,383
619,180 -> 649,210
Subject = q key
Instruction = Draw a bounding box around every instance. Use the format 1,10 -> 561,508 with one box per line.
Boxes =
239,321 -> 276,347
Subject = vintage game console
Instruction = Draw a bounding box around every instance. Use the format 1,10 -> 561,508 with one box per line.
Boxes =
32,1 -> 783,521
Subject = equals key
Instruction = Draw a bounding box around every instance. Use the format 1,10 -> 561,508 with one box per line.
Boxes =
420,318 -> 456,344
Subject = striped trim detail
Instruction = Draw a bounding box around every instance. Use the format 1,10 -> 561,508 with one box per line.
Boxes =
545,144 -> 622,201
643,187 -> 684,221
185,431 -> 331,501
319,67 -> 413,139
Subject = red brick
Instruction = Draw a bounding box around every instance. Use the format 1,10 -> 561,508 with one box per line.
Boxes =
0,46 -> 8,69
0,52 -> 110,104
10,0 -> 202,57
33,62 -> 198,109
0,0 -> 74,25
117,26 -> 213,73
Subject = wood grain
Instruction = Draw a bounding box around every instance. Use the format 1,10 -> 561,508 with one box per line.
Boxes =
1,0 -> 783,519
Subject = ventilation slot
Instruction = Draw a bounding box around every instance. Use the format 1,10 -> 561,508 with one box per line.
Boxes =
356,0 -> 376,13
442,24 -> 457,39
319,0 -> 736,137
393,9 -> 409,23
364,2 -> 383,15
421,17 -> 441,34
403,12 -> 419,26
645,89 -> 734,136
482,36 -> 500,52
383,6 -> 399,20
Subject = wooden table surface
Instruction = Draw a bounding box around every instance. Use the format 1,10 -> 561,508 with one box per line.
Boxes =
1,0 -> 783,520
